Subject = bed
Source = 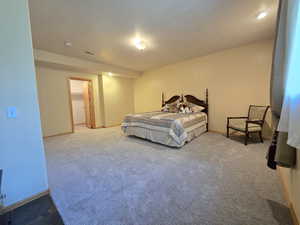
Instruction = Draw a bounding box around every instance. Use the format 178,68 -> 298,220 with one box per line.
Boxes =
121,89 -> 209,147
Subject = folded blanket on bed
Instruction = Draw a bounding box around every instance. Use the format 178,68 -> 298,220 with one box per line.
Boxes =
121,111 -> 207,145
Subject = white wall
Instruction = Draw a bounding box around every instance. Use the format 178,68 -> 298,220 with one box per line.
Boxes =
70,80 -> 86,125
0,0 -> 48,206
135,40 -> 273,136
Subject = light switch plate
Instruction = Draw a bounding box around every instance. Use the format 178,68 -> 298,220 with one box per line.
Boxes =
7,107 -> 17,118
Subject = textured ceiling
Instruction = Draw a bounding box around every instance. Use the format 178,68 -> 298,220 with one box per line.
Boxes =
29,0 -> 278,72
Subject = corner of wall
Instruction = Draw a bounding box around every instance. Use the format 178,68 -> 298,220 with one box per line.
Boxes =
97,73 -> 106,127
278,166 -> 300,225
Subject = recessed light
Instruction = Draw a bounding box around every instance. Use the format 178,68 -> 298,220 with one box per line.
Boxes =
133,38 -> 146,50
64,41 -> 72,47
257,11 -> 268,20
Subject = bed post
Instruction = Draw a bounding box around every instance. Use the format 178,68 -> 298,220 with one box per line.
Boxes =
162,92 -> 165,107
205,88 -> 209,132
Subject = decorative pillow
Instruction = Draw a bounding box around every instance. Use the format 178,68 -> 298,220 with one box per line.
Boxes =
188,103 -> 205,113
161,102 -> 179,113
178,103 -> 192,114
161,105 -> 169,112
184,106 -> 192,113
169,104 -> 179,113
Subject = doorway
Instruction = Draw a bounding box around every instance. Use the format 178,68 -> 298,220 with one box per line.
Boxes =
68,78 -> 96,132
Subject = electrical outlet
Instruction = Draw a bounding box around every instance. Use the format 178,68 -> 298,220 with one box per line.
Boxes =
7,107 -> 17,118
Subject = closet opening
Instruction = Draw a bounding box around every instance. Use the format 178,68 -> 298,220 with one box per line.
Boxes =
68,78 -> 96,132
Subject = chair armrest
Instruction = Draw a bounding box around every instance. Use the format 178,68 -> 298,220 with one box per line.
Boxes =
227,116 -> 248,127
246,120 -> 263,126
227,116 -> 248,120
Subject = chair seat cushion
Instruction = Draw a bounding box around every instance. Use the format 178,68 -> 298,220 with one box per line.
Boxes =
229,120 -> 261,132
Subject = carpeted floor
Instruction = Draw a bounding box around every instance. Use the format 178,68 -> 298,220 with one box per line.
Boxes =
44,126 -> 293,225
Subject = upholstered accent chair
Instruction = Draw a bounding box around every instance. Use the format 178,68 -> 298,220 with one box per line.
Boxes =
227,105 -> 270,145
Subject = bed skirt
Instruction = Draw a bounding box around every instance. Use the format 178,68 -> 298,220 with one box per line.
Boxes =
122,124 -> 207,148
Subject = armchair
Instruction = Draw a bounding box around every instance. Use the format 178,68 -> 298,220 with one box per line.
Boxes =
227,105 -> 270,145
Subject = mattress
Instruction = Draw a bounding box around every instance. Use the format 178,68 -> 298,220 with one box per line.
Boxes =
121,111 -> 207,147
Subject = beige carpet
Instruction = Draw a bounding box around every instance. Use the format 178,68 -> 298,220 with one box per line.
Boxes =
44,126 -> 293,225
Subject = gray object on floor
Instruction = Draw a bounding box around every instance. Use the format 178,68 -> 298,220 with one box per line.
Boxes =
44,127 -> 293,225
1,194 -> 64,225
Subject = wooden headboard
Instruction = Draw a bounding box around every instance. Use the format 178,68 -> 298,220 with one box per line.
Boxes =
161,93 -> 181,107
162,89 -> 208,108
184,89 -> 208,114
162,89 -> 209,131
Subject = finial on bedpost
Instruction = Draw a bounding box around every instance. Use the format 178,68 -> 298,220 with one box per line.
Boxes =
205,88 -> 208,104
181,94 -> 184,103
162,92 -> 165,107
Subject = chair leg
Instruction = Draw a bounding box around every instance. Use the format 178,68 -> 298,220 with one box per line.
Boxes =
244,132 -> 248,145
259,131 -> 264,143
227,127 -> 229,138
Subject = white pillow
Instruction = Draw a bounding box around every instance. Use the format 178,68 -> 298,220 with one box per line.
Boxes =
190,104 -> 205,113
183,106 -> 191,113
161,105 -> 169,112
162,102 -> 180,113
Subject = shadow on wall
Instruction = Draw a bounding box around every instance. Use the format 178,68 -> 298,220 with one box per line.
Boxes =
267,199 -> 294,225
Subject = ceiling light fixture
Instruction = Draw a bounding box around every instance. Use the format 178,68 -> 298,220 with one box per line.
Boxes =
133,38 -> 146,50
257,11 -> 268,20
64,41 -> 72,47
108,72 -> 113,76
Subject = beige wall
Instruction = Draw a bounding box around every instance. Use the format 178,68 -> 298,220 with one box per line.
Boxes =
279,0 -> 300,221
135,40 -> 274,135
35,67 -> 135,136
102,73 -> 135,127
280,156 -> 300,222
34,49 -> 140,77
98,75 -> 106,126
0,0 -> 48,206
36,66 -> 103,137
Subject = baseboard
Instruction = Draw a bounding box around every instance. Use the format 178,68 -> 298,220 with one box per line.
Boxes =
103,124 -> 121,128
209,129 -> 271,140
2,189 -> 49,214
43,131 -> 73,138
209,130 -> 226,135
43,126 -> 110,136
277,167 -> 300,225
74,123 -> 86,126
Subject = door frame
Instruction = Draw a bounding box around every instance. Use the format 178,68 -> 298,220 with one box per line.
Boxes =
67,77 -> 96,132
